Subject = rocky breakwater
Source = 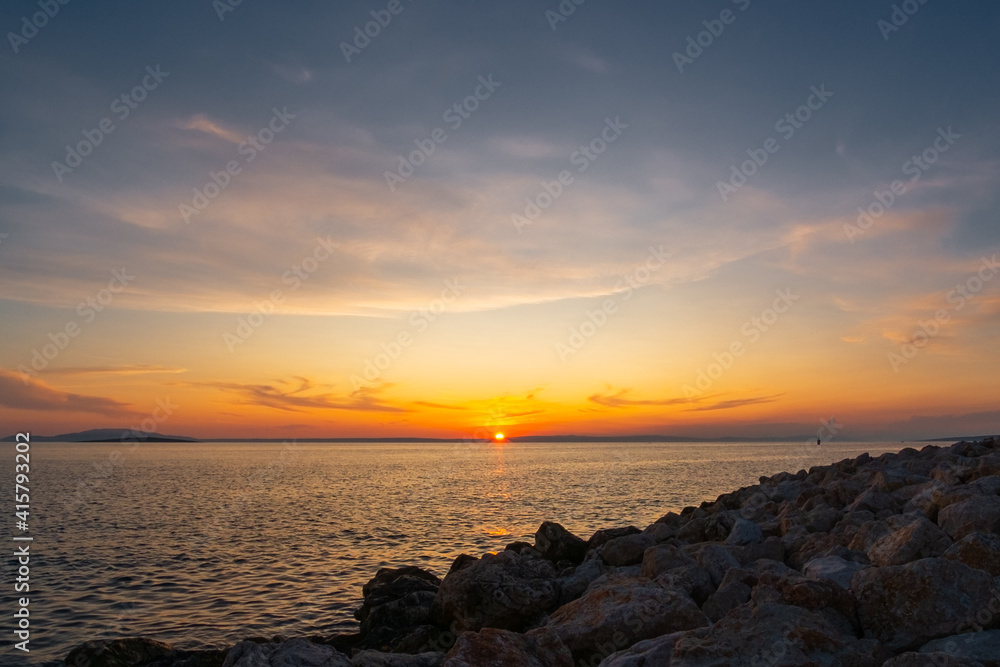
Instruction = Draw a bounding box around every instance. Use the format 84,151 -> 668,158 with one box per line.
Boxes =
66,437 -> 1000,666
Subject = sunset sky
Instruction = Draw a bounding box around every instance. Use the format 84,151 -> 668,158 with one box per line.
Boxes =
1,1 -> 998,440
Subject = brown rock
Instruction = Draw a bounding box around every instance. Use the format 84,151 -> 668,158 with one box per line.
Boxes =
938,496 -> 1000,540
534,521 -> 587,565
599,533 -> 654,567
852,557 -> 999,652
941,531 -> 1000,576
639,543 -> 697,578
441,628 -> 571,667
867,515 -> 953,566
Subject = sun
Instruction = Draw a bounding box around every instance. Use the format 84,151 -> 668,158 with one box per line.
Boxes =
494,432 -> 504,442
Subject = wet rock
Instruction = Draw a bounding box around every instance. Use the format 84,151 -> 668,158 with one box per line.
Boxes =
852,557 -> 999,652
866,515 -> 952,566
938,496 -> 1000,540
223,639 -> 350,667
534,522 -> 587,565
942,531 -> 1000,576
432,550 -> 560,632
442,628 -> 572,667
545,576 -> 708,664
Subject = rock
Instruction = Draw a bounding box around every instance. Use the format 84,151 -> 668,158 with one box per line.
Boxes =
654,565 -> 716,606
351,651 -> 446,667
848,487 -> 897,514
882,653 -> 985,667
801,555 -> 868,590
739,536 -> 784,564
545,576 -> 708,664
942,531 -> 1000,576
938,496 -> 1000,540
223,639 -> 350,667
64,638 -> 228,667
534,522 -> 587,565
504,541 -> 533,554
599,533 -> 654,567
667,603 -> 883,666
726,518 -> 763,546
355,567 -> 442,652
555,557 -> 606,606
701,580 -> 752,622
432,550 -> 560,632
919,630 -> 1000,665
596,631 -> 687,667
442,627 -> 572,667
848,519 -> 895,552
587,526 -> 641,551
867,515 -> 952,566
852,557 -> 1000,652
639,543 -> 697,578
641,521 -> 676,543
689,543 -> 740,587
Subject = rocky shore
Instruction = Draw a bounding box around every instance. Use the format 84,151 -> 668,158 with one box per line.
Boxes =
67,437 -> 1000,666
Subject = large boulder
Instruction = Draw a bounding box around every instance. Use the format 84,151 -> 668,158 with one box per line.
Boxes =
851,557 -> 1000,652
534,522 -> 587,565
442,628 -> 571,667
937,496 -> 1000,540
726,517 -> 763,546
223,639 -> 351,667
866,515 -> 952,566
599,533 -> 654,567
545,576 -> 708,665
918,630 -> 1000,665
596,631 -> 688,667
942,531 -> 1000,576
801,555 -> 868,590
354,566 -> 442,652
666,603 -> 883,666
639,543 -> 697,579
351,651 -> 445,667
432,550 -> 560,632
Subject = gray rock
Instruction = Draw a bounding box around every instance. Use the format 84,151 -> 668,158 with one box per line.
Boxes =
223,639 -> 351,667
596,632 -> 687,667
599,533 -> 654,567
726,518 -> 763,546
867,515 -> 952,566
938,496 -> 1000,540
442,628 -> 572,667
639,543 -> 697,579
919,630 -> 1000,664
802,555 -> 869,590
351,651 -> 445,667
534,522 -> 587,565
942,531 -> 1000,576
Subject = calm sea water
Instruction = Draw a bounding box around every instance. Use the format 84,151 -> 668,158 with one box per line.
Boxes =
0,439 -> 919,663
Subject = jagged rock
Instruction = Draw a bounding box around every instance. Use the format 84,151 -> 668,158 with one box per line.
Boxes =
639,543 -> 697,578
223,639 -> 350,667
545,576 -> 708,664
654,565 -> 715,606
688,543 -> 740,587
555,557 -> 606,605
701,580 -> 751,622
666,603 -> 883,666
534,522 -> 587,565
599,533 -> 654,567
596,631 -> 688,667
847,487 -> 897,514
881,653 -> 985,667
351,650 -> 445,667
852,557 -> 999,652
354,567 -> 442,652
442,627 -> 572,667
918,630 -> 1000,665
725,518 -> 763,546
64,638 -> 228,667
432,550 -> 559,632
938,496 -> 1000,540
867,515 -> 952,566
801,555 -> 868,590
942,531 -> 1000,576
587,526 -> 641,551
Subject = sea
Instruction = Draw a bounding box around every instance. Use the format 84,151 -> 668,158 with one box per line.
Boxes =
0,439 -> 923,663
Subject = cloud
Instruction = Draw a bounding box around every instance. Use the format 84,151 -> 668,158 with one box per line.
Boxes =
44,365 -> 187,376
685,395 -> 783,412
587,388 -> 692,409
193,377 -> 408,413
178,114 -> 245,144
0,370 -> 133,415
412,400 -> 467,411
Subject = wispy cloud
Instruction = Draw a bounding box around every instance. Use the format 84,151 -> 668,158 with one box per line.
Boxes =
44,365 -> 187,376
0,370 -> 133,415
178,114 -> 245,144
588,388 -> 692,409
685,395 -> 783,412
193,377 -> 408,413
